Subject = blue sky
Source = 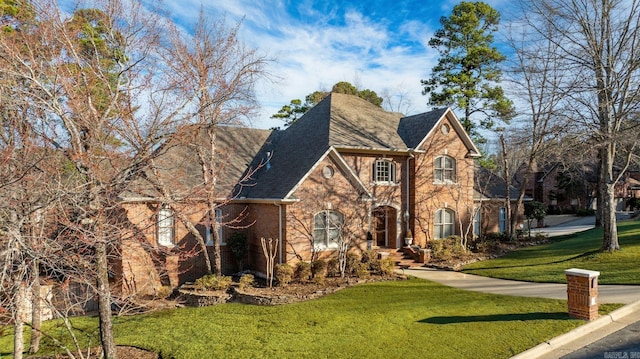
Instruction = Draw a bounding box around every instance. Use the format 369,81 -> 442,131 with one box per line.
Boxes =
78,0 -> 511,129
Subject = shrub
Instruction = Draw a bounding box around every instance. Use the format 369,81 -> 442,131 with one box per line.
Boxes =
345,253 -> 360,276
481,232 -> 510,242
354,262 -> 370,278
326,258 -> 340,277
311,259 -> 327,278
360,250 -> 377,264
194,275 -> 232,291
295,261 -> 312,282
275,263 -> 293,287
238,274 -> 254,290
379,257 -> 395,276
429,236 -> 466,261
227,232 -> 248,271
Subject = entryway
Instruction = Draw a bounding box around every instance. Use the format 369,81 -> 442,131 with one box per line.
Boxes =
373,206 -> 397,248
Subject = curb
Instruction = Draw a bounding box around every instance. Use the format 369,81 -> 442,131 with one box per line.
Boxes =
512,299 -> 640,358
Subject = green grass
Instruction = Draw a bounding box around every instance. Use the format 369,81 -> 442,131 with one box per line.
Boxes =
1,278 -> 621,359
463,219 -> 640,284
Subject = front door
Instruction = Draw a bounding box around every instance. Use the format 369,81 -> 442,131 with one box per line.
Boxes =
373,206 -> 397,248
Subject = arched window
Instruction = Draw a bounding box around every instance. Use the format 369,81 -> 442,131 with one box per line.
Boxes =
434,155 -> 456,182
374,159 -> 396,184
157,207 -> 174,246
313,210 -> 344,248
434,208 -> 455,239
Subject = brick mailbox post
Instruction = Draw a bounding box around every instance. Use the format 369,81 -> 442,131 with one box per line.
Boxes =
565,268 -> 600,321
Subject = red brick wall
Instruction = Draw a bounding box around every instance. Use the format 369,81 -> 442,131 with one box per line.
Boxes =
412,116 -> 476,247
120,201 -> 240,294
285,155 -> 369,263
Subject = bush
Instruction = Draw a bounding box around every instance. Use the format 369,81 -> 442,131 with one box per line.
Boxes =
429,236 -> 466,261
194,275 -> 232,291
345,253 -> 360,277
326,258 -> 340,277
360,250 -> 377,264
227,232 -> 248,271
295,261 -> 312,282
379,257 -> 395,276
354,262 -> 370,278
311,259 -> 327,278
275,264 -> 293,287
473,238 -> 501,254
238,274 -> 254,290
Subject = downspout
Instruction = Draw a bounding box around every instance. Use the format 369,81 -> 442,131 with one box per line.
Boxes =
275,202 -> 283,264
405,152 -> 414,233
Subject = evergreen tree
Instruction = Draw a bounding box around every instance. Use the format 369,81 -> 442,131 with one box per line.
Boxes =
421,1 -> 513,142
272,81 -> 383,127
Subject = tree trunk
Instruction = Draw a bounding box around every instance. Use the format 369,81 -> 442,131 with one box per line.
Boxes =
96,241 -> 117,359
601,182 -> 620,251
599,144 -> 619,251
212,219 -> 222,276
29,261 -> 42,355
13,282 -> 26,359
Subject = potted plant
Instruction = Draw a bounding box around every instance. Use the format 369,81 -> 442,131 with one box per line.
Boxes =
404,229 -> 413,246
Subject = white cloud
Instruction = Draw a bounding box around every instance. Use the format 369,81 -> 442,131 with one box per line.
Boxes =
144,0 -> 489,129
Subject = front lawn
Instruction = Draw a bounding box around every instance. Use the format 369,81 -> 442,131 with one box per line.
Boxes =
1,278 -> 620,359
463,218 -> 640,284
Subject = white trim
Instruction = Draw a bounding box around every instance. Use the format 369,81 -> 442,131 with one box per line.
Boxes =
157,207 -> 174,247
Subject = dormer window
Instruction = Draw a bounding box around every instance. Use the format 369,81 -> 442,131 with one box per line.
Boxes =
374,159 -> 396,184
434,155 -> 456,183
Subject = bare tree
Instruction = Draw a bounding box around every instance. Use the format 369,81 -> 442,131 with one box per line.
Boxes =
150,10 -> 269,276
522,0 -> 640,251
0,1 -> 177,357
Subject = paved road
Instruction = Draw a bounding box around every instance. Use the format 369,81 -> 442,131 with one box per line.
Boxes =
561,319 -> 640,359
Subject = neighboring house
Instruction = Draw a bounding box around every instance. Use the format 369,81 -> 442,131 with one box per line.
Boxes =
474,166 -> 529,235
516,162 -> 597,214
616,170 -> 640,211
119,93 -> 483,295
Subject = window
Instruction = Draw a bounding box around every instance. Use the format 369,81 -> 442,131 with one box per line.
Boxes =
157,207 -> 174,246
205,209 -> 223,246
374,159 -> 396,184
434,156 -> 456,182
473,208 -> 481,237
499,207 -> 507,233
313,210 -> 344,248
434,208 -> 454,239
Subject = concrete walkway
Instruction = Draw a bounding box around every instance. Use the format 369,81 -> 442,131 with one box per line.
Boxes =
403,268 -> 640,304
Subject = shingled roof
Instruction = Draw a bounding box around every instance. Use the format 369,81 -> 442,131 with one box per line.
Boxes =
474,166 -> 527,201
122,125 -> 273,200
241,93 -> 417,199
125,93 -> 475,202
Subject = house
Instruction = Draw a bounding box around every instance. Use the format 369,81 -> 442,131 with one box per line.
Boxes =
516,162 -> 597,214
119,93 -> 487,295
474,166 -> 529,235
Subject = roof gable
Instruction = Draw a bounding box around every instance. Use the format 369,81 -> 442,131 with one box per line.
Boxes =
397,108 -> 482,159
